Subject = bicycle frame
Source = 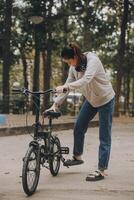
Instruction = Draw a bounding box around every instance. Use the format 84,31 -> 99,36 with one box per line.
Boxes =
12,88 -> 53,136
12,87 -> 69,196
12,87 -> 69,154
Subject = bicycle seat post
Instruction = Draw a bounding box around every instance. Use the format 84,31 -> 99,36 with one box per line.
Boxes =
43,110 -> 61,132
34,93 -> 40,139
48,116 -> 52,132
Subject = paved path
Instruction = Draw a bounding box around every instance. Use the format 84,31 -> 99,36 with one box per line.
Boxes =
0,119 -> 134,200
1,114 -> 133,129
0,114 -> 76,128
0,114 -> 98,136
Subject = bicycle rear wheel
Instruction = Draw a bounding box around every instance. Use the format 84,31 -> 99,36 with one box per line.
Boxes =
22,146 -> 40,196
49,137 -> 61,176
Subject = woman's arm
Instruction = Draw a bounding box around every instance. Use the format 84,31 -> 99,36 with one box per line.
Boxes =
54,67 -> 75,106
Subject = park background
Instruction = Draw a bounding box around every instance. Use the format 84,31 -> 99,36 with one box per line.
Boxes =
0,0 -> 134,118
0,2 -> 134,200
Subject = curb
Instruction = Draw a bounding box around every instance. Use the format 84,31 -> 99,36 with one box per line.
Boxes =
0,120 -> 99,137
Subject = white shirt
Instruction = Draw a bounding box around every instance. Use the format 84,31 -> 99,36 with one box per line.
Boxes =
54,52 -> 115,107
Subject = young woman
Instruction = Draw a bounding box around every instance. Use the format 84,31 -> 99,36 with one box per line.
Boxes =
47,43 -> 115,181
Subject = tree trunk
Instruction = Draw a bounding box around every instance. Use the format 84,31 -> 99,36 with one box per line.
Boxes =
42,51 -> 46,111
83,0 -> 92,51
60,17 -> 69,114
126,72 -> 130,113
20,49 -> 29,89
122,74 -> 129,115
132,78 -> 134,117
32,26 -> 40,114
41,1 -> 53,111
114,0 -> 129,116
62,17 -> 68,84
2,0 -> 13,113
42,37 -> 52,111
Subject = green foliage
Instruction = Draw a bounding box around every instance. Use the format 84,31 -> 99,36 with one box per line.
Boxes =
0,0 -> 133,114
0,0 -> 133,78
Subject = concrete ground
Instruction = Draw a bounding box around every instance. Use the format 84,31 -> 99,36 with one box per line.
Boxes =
0,119 -> 134,200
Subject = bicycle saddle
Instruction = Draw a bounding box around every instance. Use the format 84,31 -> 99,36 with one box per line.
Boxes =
43,110 -> 61,118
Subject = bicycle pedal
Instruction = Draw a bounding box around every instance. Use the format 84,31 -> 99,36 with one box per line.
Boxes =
61,157 -> 69,168
60,147 -> 69,154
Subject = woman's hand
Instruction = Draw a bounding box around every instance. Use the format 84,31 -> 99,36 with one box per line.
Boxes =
44,103 -> 59,113
55,85 -> 69,93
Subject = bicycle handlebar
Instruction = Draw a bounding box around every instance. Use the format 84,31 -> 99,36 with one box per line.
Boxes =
12,88 -> 55,95
12,87 -> 68,95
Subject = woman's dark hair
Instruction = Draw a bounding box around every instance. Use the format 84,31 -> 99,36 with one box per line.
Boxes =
61,43 -> 82,59
61,43 -> 87,72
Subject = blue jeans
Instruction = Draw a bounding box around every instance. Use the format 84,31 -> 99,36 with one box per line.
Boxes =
73,97 -> 115,171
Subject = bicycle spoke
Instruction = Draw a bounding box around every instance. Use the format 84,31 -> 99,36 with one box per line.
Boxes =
49,137 -> 61,176
22,146 -> 40,196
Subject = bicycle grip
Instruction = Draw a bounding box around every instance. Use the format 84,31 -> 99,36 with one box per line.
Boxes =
12,88 -> 22,92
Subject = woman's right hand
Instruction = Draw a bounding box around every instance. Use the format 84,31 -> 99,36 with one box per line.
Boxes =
44,103 -> 59,113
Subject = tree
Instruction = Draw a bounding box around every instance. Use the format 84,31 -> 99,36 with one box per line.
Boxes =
114,0 -> 129,116
2,0 -> 13,113
0,0 -> 133,116
11,6 -> 34,89
0,0 -> 5,60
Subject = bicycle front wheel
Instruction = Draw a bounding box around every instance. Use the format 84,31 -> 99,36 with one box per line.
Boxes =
49,137 -> 61,176
22,146 -> 40,196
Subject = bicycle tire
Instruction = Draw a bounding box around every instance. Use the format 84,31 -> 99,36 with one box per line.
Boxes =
22,145 -> 40,196
49,137 -> 61,176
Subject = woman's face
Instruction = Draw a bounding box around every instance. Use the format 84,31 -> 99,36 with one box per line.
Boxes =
62,56 -> 77,67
